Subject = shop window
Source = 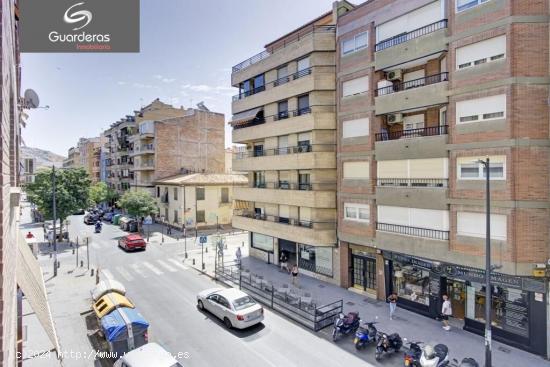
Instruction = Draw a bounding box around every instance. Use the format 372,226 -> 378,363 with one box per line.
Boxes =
298,244 -> 333,277
393,261 -> 430,306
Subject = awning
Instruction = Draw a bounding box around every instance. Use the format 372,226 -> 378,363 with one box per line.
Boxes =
17,231 -> 60,357
233,200 -> 251,210
229,107 -> 263,127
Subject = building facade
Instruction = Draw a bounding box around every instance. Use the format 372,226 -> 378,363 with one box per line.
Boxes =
154,173 -> 247,229
335,0 -> 549,357
62,146 -> 80,168
21,157 -> 35,183
230,2 -> 354,283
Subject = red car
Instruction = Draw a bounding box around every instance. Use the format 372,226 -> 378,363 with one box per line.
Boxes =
118,234 -> 146,251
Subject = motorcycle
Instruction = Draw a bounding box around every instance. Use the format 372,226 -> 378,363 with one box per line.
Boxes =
403,339 -> 423,366
94,222 -> 102,233
419,344 -> 450,367
353,321 -> 378,349
451,358 -> 479,367
375,332 -> 403,361
332,312 -> 360,341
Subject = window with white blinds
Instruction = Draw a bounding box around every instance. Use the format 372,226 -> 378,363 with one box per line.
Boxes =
343,161 -> 370,179
377,158 -> 448,178
342,31 -> 368,55
343,118 -> 370,138
343,76 -> 369,97
456,94 -> 506,124
457,156 -> 505,180
456,0 -> 491,12
344,203 -> 370,223
456,212 -> 507,240
377,205 -> 449,231
456,35 -> 506,70
279,205 -> 290,219
376,0 -> 442,42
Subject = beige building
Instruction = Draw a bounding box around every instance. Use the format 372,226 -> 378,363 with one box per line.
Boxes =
230,2 -> 353,283
62,146 -> 80,168
154,173 -> 247,229
63,137 -> 105,183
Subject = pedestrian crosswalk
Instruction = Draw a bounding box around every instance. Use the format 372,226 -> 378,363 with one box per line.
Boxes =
104,258 -> 190,282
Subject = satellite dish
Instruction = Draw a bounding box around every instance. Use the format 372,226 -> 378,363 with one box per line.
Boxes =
24,89 -> 40,109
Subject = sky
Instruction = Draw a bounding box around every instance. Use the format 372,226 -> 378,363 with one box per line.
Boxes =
21,0 -> 336,156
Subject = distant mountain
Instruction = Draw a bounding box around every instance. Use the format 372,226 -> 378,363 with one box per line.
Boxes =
21,146 -> 65,169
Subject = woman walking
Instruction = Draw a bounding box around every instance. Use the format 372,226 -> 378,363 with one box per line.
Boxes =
291,264 -> 299,287
387,292 -> 398,320
441,294 -> 452,330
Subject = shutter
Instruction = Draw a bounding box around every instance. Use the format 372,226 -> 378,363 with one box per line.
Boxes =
456,35 -> 506,68
456,94 -> 506,123
377,205 -> 409,226
491,214 -> 507,240
298,132 -> 311,142
377,0 -> 442,41
377,160 -> 408,178
278,136 -> 288,149
403,69 -> 426,82
343,76 -> 369,97
409,158 -> 448,178
343,161 -> 370,179
279,205 -> 290,218
411,208 -> 449,231
277,66 -> 288,79
298,57 -> 310,71
300,207 -> 311,221
343,118 -> 370,138
457,212 -> 484,237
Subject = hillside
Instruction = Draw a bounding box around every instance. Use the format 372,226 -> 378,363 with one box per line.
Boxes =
21,146 -> 65,169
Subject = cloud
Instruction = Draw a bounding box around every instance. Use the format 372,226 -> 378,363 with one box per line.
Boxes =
132,82 -> 155,89
117,81 -> 126,85
154,74 -> 176,83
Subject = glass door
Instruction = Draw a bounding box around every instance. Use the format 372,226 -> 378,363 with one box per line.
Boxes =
352,255 -> 377,291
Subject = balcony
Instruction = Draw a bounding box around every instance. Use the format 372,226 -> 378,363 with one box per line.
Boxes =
234,183 -> 336,208
130,143 -> 155,156
233,67 -> 313,101
232,212 -> 336,246
374,20 -> 448,70
133,161 -> 154,171
374,73 -> 449,115
376,222 -> 449,240
374,125 -> 448,160
376,179 -> 448,210
232,144 -> 336,171
375,125 -> 448,142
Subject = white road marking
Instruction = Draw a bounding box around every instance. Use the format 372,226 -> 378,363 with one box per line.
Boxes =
115,266 -> 134,282
142,261 -> 163,275
156,259 -> 176,272
130,263 -> 149,278
101,269 -> 115,280
90,242 -> 100,249
168,258 -> 189,270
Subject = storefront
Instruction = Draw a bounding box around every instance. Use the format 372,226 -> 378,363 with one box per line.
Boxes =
298,244 -> 333,277
349,246 -> 378,295
384,251 -> 547,356
278,239 -> 297,266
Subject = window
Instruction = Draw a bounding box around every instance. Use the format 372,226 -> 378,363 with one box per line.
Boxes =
254,74 -> 265,90
457,156 -> 505,180
393,261 -> 431,306
196,210 -> 205,223
173,187 -> 178,201
456,35 -> 506,70
196,187 -> 205,200
456,0 -> 490,12
298,132 -> 311,148
343,118 -> 369,138
277,100 -> 288,119
457,212 -> 507,240
156,186 -> 160,197
343,76 -> 369,97
342,31 -> 368,55
277,65 -> 289,84
173,210 -> 179,223
251,232 -> 274,252
343,161 -> 370,179
344,203 -> 370,223
297,57 -> 310,72
254,171 -> 265,188
221,187 -> 229,203
298,245 -> 333,277
299,173 -> 311,190
278,135 -> 289,155
456,94 -> 506,124
297,94 -> 310,115
377,205 -> 449,231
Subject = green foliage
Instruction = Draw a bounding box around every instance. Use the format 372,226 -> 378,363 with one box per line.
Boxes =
26,167 -> 91,221
106,187 -> 119,203
117,190 -> 157,218
89,182 -> 109,205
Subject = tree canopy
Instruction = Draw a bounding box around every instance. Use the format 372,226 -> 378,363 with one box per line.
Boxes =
89,182 -> 109,205
26,167 -> 91,221
117,190 -> 157,218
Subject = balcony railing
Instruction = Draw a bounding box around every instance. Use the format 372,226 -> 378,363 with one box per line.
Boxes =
238,212 -> 336,230
377,222 -> 449,240
232,104 -> 334,130
375,19 -> 448,51
233,67 -> 314,101
234,144 -> 335,159
377,178 -> 448,188
375,125 -> 448,142
232,25 -> 336,73
375,72 -> 448,96
252,182 -> 335,191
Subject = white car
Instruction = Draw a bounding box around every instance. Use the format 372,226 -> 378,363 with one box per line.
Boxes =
113,343 -> 183,367
197,287 -> 264,329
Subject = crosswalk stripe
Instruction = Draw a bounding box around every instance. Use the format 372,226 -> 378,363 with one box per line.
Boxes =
168,258 -> 189,270
101,269 -> 115,280
156,259 -> 176,272
142,261 -> 163,275
115,266 -> 134,282
130,263 -> 149,278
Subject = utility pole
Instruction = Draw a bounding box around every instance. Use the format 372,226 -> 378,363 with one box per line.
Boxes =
86,236 -> 90,270
479,157 -> 492,367
52,166 -> 58,277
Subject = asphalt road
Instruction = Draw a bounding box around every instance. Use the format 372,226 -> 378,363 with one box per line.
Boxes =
66,215 -> 380,367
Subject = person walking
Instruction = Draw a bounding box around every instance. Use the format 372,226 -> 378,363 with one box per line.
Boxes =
387,292 -> 398,320
291,264 -> 299,287
235,246 -> 242,266
441,294 -> 452,331
279,251 -> 289,273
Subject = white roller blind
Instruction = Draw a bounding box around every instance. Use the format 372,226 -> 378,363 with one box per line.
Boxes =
409,158 -> 448,178
343,118 -> 370,138
343,161 -> 370,179
456,35 -> 506,69
378,205 -> 448,230
377,205 -> 409,226
403,69 -> 426,82
377,0 -> 442,41
377,160 -> 408,178
343,76 -> 369,97
300,207 -> 311,221
456,94 -> 506,123
457,212 -> 507,240
279,205 -> 290,218
278,135 -> 288,148
298,132 -> 311,141
297,57 -> 310,71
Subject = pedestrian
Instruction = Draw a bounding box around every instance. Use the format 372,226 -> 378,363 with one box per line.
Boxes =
291,264 -> 299,287
235,246 -> 242,265
279,251 -> 289,273
387,292 -> 398,320
167,226 -> 172,235
26,231 -> 34,239
441,294 -> 452,331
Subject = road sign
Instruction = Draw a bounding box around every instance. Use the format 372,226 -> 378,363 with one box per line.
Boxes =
199,236 -> 207,244
144,215 -> 153,225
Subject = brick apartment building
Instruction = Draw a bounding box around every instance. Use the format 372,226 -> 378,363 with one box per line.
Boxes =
231,0 -> 550,357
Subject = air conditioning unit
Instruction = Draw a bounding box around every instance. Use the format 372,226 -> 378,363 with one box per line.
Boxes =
387,113 -> 403,124
387,69 -> 402,81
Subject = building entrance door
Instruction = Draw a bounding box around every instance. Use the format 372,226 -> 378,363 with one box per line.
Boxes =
352,255 -> 376,292
446,278 -> 466,321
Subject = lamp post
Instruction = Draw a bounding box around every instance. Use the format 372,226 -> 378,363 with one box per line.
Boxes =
52,165 -> 58,277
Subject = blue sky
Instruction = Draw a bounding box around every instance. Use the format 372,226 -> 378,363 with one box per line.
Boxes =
21,0 -> 336,156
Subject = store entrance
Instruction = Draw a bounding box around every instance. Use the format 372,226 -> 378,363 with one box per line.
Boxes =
352,255 -> 377,292
445,278 -> 466,323
278,239 -> 297,267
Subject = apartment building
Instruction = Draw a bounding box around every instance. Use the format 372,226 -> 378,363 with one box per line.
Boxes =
21,157 -> 35,183
104,115 -> 137,193
62,146 -> 80,168
78,137 -> 105,183
336,0 -> 549,356
230,2 -> 354,283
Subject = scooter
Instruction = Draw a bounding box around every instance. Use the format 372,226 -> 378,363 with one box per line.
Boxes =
332,312 -> 360,341
94,221 -> 102,233
451,358 -> 479,367
353,321 -> 378,349
403,339 -> 423,366
375,332 -> 403,361
419,344 -> 450,367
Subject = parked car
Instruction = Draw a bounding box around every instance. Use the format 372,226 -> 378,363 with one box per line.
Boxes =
113,343 -> 183,367
73,208 -> 85,215
102,212 -> 114,222
197,288 -> 264,329
118,234 -> 146,251
84,214 -> 99,225
45,224 -> 68,241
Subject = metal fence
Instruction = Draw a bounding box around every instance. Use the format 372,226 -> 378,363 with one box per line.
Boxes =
215,262 -> 342,331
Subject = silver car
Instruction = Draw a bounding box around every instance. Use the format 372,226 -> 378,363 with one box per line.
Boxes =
197,287 -> 264,329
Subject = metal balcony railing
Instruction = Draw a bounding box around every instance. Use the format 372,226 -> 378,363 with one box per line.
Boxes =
376,222 -> 449,240
375,19 -> 448,51
232,104 -> 335,130
377,178 -> 448,188
375,72 -> 449,96
238,212 -> 336,230
234,144 -> 335,159
375,125 -> 448,142
252,182 -> 336,190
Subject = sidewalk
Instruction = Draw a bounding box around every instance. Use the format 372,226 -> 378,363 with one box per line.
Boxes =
143,222 -> 246,246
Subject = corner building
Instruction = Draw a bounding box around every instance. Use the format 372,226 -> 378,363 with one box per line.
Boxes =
336,0 -> 549,356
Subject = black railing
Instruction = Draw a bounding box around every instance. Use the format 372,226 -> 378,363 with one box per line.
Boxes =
233,117 -> 266,130
251,182 -> 335,190
377,178 -> 448,188
239,213 -> 336,229
233,67 -> 314,100
231,104 -> 335,129
294,107 -> 312,116
376,72 -> 448,96
234,144 -> 335,159
278,181 -> 290,190
375,125 -> 448,142
377,222 -> 449,240
375,19 -> 448,51
233,85 -> 266,101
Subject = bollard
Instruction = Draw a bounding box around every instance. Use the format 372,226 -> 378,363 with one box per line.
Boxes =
49,253 -> 52,258
205,247 -> 208,253
242,241 -> 244,247
80,260 -> 83,267
72,248 -> 75,254
91,268 -> 94,276
192,258 -> 195,265
57,261 -> 61,268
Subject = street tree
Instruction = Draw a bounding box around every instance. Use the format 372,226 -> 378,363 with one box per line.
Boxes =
117,190 -> 157,219
89,182 -> 109,206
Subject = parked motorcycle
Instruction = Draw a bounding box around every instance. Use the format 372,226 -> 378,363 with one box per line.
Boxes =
375,332 -> 403,361
451,358 -> 479,367
419,344 -> 450,367
332,312 -> 360,341
403,339 -> 423,366
94,221 -> 102,233
353,321 -> 378,349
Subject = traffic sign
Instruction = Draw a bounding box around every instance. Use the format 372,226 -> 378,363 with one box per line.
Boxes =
199,236 -> 207,244
144,215 -> 153,225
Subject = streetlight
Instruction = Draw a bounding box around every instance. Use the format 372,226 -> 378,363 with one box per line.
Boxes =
51,165 -> 58,277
